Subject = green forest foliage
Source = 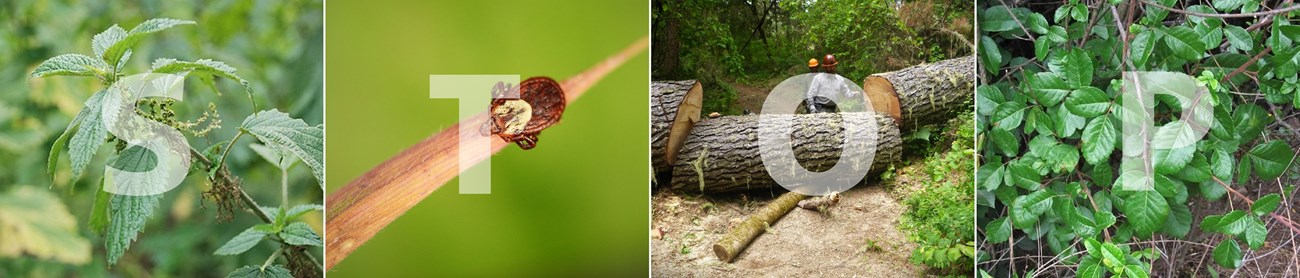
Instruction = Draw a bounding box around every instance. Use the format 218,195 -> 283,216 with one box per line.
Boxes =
0,1 -> 323,276
652,0 -> 973,114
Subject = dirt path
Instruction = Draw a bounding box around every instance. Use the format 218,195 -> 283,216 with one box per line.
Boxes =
731,82 -> 773,115
651,184 -> 924,277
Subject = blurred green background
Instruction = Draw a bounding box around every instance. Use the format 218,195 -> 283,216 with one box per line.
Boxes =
0,0 -> 323,276
325,0 -> 649,277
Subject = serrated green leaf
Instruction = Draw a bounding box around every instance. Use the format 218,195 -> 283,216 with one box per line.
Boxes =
977,85 -> 1005,117
1024,12 -> 1048,34
1070,2 -> 1088,22
1008,161 -> 1042,190
1175,155 -> 1212,183
214,226 -> 268,255
1153,145 -> 1194,174
283,204 -> 323,222
1213,239 -> 1242,268
1201,210 -> 1248,234
1047,144 -> 1079,173
68,90 -> 118,183
106,194 -> 161,265
1131,28 -> 1161,67
978,164 -> 1003,191
1124,264 -> 1150,278
1234,104 -> 1268,142
279,222 -> 322,246
0,186 -> 92,264
1271,46 -> 1300,77
227,265 -> 293,278
1224,25 -> 1253,52
1244,217 -> 1267,249
101,18 -> 196,69
91,25 -> 126,60
249,143 -> 298,171
986,217 -> 1012,243
31,54 -> 110,78
980,6 -> 1017,32
1163,202 -> 1192,238
1083,237 -> 1103,257
988,128 -> 1019,157
1052,48 -> 1093,88
89,179 -> 110,235
1045,25 -> 1068,44
1035,37 -> 1052,62
1028,72 -> 1071,107
981,36 -> 1003,75
1082,115 -> 1117,165
1122,190 -> 1169,238
1214,0 -> 1247,11
1246,140 -> 1294,179
1067,86 -> 1110,118
48,90 -> 107,180
241,110 -> 324,188
1252,193 -> 1281,216
1078,256 -> 1104,278
1012,190 -> 1053,229
1163,26 -> 1208,61
992,101 -> 1026,130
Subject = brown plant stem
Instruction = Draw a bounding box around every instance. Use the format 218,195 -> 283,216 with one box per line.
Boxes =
1211,176 -> 1300,235
188,148 -> 323,274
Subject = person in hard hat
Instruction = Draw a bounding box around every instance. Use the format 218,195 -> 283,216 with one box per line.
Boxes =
804,54 -> 857,113
808,58 -> 820,73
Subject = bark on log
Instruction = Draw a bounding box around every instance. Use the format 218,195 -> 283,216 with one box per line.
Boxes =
669,113 -> 902,193
713,191 -> 805,262
650,80 -> 703,172
862,55 -> 974,128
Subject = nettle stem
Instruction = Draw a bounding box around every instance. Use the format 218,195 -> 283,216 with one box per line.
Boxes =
216,131 -> 245,172
189,148 -> 323,272
323,36 -> 648,270
261,247 -> 283,270
281,167 -> 289,206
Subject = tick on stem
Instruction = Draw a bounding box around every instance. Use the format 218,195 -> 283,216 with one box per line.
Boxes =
480,77 -> 566,150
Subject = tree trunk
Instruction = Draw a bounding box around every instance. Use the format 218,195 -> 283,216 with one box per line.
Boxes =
669,113 -> 902,193
651,80 -> 704,173
862,55 -> 974,128
713,191 -> 805,262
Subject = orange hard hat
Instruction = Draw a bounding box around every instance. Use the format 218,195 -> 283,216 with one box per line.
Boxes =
807,58 -> 819,68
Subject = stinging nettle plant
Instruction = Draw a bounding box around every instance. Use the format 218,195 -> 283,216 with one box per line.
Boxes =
31,18 -> 324,277
978,0 -> 1300,277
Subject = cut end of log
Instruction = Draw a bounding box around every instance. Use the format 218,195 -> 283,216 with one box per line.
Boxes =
862,76 -> 902,125
665,82 -> 703,165
713,243 -> 733,262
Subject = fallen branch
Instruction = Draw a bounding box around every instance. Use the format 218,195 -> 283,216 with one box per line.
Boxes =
713,191 -> 805,262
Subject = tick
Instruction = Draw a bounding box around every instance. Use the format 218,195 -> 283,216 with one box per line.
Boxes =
480,77 -> 566,150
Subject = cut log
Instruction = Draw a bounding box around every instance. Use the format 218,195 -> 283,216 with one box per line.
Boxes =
862,55 -> 974,128
713,191 -> 805,262
669,113 -> 902,193
650,80 -> 704,173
